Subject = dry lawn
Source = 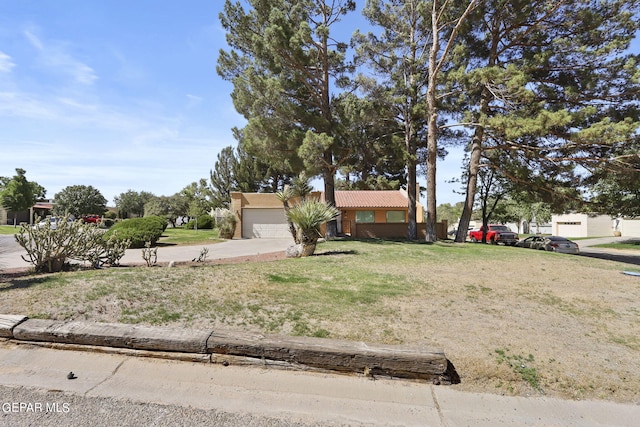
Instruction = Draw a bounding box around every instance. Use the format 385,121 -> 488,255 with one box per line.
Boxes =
1,240 -> 639,404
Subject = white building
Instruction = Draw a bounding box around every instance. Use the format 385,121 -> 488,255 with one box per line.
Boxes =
551,213 -> 640,238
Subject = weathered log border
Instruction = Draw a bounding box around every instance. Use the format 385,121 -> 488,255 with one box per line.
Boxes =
0,314 -> 459,383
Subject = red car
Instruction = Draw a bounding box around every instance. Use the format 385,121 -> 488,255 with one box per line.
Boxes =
82,215 -> 102,224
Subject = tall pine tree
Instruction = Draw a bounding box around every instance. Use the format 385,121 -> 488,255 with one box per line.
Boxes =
217,0 -> 356,237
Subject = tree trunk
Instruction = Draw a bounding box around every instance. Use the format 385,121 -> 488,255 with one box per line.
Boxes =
323,150 -> 337,238
407,138 -> 418,241
425,6 -> 439,243
456,19 -> 499,243
455,125 -> 484,243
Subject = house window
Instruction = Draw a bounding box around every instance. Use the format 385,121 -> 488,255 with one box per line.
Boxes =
386,210 -> 405,223
355,210 -> 375,223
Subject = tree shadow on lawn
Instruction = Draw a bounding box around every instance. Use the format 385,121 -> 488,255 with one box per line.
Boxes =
0,273 -> 55,292
578,250 -> 640,266
313,249 -> 358,256
331,237 -> 457,246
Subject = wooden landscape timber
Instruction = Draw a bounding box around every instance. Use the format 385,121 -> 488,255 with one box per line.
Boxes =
207,330 -> 458,383
0,314 -> 28,338
2,315 -> 458,383
11,319 -> 211,353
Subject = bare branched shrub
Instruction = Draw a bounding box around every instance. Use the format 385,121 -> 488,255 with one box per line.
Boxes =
141,241 -> 158,267
15,215 -> 130,273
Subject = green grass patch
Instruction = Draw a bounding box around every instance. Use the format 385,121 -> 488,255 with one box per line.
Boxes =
495,348 -> 542,392
0,225 -> 21,235
592,240 -> 640,251
157,227 -> 223,246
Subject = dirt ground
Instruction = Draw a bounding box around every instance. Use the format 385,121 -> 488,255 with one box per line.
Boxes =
2,247 -> 639,404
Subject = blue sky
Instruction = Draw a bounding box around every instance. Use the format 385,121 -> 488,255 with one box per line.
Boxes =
0,1 -> 250,206
0,2 -> 636,208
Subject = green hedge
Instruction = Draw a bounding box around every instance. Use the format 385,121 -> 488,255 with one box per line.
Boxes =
104,216 -> 168,248
185,214 -> 214,230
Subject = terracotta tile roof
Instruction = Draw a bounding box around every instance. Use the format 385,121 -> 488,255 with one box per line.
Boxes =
33,203 -> 53,209
332,190 -> 409,209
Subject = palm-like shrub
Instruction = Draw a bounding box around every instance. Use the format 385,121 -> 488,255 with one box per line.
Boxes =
216,210 -> 237,239
286,199 -> 338,256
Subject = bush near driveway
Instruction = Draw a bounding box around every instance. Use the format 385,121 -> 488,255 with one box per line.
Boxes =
104,216 -> 168,248
185,214 -> 214,230
14,215 -> 129,273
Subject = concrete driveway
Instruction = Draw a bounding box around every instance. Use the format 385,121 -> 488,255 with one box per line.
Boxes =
118,237 -> 292,266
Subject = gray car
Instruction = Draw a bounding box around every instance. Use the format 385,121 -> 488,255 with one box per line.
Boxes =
536,236 -> 580,254
515,235 -> 546,249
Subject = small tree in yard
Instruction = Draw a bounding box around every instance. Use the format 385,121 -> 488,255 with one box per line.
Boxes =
15,215 -> 129,273
54,185 -> 107,218
0,168 -> 46,226
286,200 -> 338,257
278,174 -> 338,257
216,209 -> 237,239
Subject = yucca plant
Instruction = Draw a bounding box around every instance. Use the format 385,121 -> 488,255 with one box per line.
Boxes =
286,199 -> 339,256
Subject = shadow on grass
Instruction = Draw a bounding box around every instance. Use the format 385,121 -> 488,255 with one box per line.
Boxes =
0,274 -> 56,292
328,237 -> 460,246
313,249 -> 358,256
578,250 -> 640,266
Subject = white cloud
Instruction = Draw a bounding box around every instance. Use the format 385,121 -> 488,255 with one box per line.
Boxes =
23,29 -> 44,51
23,28 -> 98,85
185,94 -> 203,108
0,51 -> 16,73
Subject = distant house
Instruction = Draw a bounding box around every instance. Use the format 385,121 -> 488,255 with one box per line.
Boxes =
1,201 -> 54,225
230,189 -> 447,240
551,213 -> 640,238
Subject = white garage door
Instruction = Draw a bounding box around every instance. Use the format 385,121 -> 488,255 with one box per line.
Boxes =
556,222 -> 582,237
242,208 -> 290,238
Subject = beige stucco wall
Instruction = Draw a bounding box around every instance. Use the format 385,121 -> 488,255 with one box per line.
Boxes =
552,213 -> 614,237
621,219 -> 640,237
231,191 -> 427,239
230,191 -> 322,239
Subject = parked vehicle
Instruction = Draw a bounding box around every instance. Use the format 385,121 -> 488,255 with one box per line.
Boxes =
35,217 -> 75,230
82,214 -> 101,224
536,236 -> 580,254
515,235 -> 546,249
468,224 -> 519,245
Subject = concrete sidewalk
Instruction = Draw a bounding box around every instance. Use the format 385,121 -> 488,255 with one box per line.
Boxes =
1,341 -> 638,426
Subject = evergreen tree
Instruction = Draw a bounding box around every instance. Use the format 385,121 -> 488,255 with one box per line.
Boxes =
354,0 -> 432,239
217,0 -> 356,237
333,94 -> 405,191
453,0 -> 640,242
210,146 -> 237,209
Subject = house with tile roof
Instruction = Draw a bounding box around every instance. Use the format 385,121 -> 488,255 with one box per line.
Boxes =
0,201 -> 53,226
229,190 -> 443,240
333,189 -> 424,237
